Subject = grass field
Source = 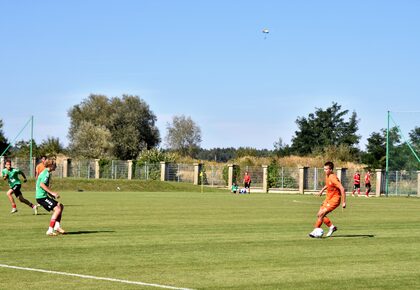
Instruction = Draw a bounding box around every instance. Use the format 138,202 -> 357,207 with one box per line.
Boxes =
1,189 -> 420,289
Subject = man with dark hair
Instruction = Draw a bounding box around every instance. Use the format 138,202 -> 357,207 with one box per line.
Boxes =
2,159 -> 38,214
35,156 -> 47,179
309,161 -> 346,238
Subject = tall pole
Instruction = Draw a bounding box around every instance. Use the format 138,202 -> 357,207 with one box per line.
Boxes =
29,116 -> 34,177
385,111 -> 390,197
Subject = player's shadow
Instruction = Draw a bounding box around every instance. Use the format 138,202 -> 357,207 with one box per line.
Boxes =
65,230 -> 115,235
331,234 -> 375,238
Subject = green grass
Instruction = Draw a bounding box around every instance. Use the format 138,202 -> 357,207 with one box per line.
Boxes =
1,191 -> 420,289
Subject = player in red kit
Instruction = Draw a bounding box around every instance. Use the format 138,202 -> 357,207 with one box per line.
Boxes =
351,171 -> 361,197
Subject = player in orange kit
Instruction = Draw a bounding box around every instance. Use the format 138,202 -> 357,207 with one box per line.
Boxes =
309,161 -> 346,238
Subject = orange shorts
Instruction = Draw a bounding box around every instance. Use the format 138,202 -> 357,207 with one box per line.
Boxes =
320,197 -> 341,213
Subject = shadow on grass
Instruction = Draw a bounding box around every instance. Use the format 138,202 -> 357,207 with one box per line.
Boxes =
331,234 -> 375,238
66,230 -> 115,235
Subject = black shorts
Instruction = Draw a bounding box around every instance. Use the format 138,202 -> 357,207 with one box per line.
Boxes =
11,184 -> 23,197
37,197 -> 58,212
353,184 -> 360,190
244,182 -> 251,189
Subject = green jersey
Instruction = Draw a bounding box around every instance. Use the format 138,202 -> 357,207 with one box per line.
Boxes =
2,167 -> 23,188
36,168 -> 51,199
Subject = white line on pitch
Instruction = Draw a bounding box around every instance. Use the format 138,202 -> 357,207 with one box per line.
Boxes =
0,264 -> 194,290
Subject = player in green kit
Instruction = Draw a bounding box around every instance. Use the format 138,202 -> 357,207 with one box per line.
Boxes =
2,159 -> 38,214
36,159 -> 66,236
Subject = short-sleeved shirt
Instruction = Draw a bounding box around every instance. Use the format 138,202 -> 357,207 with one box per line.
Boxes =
35,162 -> 46,178
36,168 -> 51,199
353,173 -> 361,185
365,172 -> 371,184
244,175 -> 251,183
2,167 -> 22,188
325,173 -> 342,200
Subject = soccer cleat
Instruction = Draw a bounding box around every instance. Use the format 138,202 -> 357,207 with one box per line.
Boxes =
33,205 -> 38,215
11,208 -> 18,214
309,228 -> 323,238
46,230 -> 57,236
326,226 -> 337,237
55,227 -> 66,234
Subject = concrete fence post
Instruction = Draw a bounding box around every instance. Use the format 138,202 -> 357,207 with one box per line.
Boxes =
95,159 -> 100,179
62,158 -> 70,178
262,165 -> 268,193
336,168 -> 347,192
228,164 -> 234,188
299,167 -> 309,194
160,162 -> 167,181
375,169 -> 384,197
127,160 -> 133,180
193,163 -> 202,185
417,171 -> 420,197
0,156 -> 4,173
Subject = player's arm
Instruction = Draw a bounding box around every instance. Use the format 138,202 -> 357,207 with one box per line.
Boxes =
339,183 -> 346,208
318,185 -> 327,196
2,171 -> 8,180
20,171 -> 28,183
40,182 -> 60,199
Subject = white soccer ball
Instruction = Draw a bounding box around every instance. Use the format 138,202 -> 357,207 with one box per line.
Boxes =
116,186 -> 121,191
313,228 -> 324,238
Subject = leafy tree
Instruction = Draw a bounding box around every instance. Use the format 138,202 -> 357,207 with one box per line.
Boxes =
0,119 -> 10,155
290,102 -> 360,156
165,115 -> 201,157
39,137 -> 65,156
68,94 -> 160,159
361,131 -> 386,169
273,137 -> 292,157
9,140 -> 39,158
109,96 -> 160,160
69,121 -> 114,159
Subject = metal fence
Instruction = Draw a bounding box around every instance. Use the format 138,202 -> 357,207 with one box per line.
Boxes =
167,163 -> 194,183
269,167 -> 300,191
133,162 -> 160,180
387,170 -> 417,196
68,160 -> 96,179
202,165 -> 226,186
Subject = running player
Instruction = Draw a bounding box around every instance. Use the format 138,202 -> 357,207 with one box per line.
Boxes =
351,170 -> 361,197
309,161 -> 346,238
35,156 -> 47,179
36,159 -> 65,236
364,170 -> 371,198
2,159 -> 38,214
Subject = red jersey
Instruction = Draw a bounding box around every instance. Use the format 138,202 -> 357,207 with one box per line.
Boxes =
353,173 -> 361,185
365,172 -> 371,184
244,174 -> 251,183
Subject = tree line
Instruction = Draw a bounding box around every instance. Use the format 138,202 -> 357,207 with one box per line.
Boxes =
0,95 -> 418,171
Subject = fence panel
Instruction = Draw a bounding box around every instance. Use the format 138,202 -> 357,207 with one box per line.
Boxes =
268,167 -> 299,191
167,163 -> 194,183
345,169 -> 377,195
68,160 -> 95,179
100,160 -> 129,179
387,170 -> 417,196
132,162 -> 160,180
202,165 -> 226,186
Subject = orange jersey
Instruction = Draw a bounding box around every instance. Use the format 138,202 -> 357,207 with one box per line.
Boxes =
35,163 -> 46,178
325,173 -> 342,200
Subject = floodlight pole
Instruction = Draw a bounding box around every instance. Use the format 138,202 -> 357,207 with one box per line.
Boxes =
385,111 -> 390,197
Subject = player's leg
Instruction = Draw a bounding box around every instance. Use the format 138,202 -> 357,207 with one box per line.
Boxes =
6,188 -> 17,213
13,185 -> 38,214
309,206 -> 328,238
54,204 -> 65,234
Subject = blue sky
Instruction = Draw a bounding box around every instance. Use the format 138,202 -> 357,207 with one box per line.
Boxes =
1,1 -> 419,150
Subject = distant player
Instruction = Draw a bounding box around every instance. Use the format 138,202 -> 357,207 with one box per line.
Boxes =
36,159 -> 66,236
351,170 -> 361,197
243,171 -> 251,194
35,156 -> 47,179
309,161 -> 346,238
231,182 -> 238,194
364,170 -> 371,198
2,159 -> 38,214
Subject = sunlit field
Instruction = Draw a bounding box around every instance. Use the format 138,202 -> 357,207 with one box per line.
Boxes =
1,190 -> 420,289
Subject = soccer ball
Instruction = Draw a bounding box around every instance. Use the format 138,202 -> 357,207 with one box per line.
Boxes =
240,188 -> 247,194
116,186 -> 121,191
312,228 -> 324,238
